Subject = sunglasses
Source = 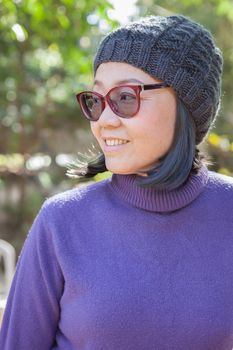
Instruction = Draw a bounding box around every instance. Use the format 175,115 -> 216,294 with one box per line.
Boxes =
76,83 -> 169,121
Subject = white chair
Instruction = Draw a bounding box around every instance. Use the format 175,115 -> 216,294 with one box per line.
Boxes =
0,239 -> 15,326
0,239 -> 16,297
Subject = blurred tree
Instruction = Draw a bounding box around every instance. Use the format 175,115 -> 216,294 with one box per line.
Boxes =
0,0 -> 118,253
0,0 -> 118,155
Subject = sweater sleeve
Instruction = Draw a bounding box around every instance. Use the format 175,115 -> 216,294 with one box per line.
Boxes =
0,204 -> 64,350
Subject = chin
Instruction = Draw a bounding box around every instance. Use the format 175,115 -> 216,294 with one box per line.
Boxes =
106,166 -> 147,176
105,161 -> 150,176
106,165 -> 132,175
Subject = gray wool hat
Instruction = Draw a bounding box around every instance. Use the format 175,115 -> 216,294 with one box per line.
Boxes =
93,15 -> 223,145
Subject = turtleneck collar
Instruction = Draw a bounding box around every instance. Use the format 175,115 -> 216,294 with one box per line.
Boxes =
109,165 -> 209,213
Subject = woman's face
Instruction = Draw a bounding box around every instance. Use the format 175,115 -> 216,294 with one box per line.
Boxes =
90,62 -> 177,176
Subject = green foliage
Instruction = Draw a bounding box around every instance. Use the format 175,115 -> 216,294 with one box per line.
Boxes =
0,0 -> 119,250
94,171 -> 112,181
207,133 -> 233,176
0,0 -> 118,154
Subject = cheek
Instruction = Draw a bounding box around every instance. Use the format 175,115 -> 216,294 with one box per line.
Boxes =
145,98 -> 176,138
135,108 -> 175,154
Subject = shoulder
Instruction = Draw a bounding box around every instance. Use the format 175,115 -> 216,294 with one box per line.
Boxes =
207,170 -> 233,190
40,177 -> 112,218
202,170 -> 233,203
183,170 -> 233,220
24,178 -> 113,257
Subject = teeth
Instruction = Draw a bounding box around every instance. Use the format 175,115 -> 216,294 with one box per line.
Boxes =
105,139 -> 128,146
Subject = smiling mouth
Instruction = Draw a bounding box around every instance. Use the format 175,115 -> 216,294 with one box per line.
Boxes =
105,139 -> 129,146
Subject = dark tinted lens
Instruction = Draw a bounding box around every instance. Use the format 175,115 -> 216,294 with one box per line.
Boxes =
109,86 -> 138,117
80,93 -> 103,121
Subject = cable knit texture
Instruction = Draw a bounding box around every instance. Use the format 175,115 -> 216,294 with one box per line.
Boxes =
94,15 -> 223,144
1,167 -> 233,349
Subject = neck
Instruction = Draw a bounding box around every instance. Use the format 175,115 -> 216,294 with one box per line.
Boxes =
109,165 -> 209,213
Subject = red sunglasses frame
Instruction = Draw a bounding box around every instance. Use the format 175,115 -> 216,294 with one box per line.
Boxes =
76,83 -> 170,121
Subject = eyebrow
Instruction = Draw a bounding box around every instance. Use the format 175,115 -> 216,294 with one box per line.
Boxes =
93,78 -> 144,87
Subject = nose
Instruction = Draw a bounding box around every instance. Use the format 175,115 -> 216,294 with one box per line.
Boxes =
97,103 -> 121,128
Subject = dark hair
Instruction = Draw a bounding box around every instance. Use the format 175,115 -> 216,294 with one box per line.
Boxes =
67,98 -> 211,190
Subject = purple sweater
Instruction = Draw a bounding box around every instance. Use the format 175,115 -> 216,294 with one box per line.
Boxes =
1,165 -> 233,350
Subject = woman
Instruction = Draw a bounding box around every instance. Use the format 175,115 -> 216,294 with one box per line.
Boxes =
1,15 -> 233,350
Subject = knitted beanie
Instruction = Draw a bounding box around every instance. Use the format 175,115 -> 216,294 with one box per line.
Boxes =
93,15 -> 223,144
